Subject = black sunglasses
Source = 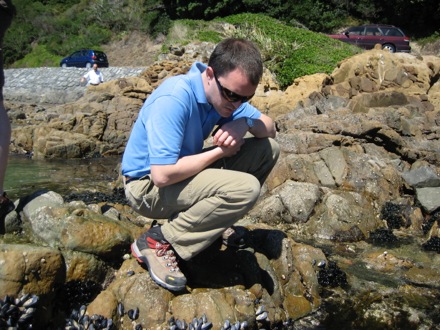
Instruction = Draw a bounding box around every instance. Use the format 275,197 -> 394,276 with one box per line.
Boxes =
213,74 -> 254,103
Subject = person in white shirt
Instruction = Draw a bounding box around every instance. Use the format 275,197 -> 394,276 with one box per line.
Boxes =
81,63 -> 103,86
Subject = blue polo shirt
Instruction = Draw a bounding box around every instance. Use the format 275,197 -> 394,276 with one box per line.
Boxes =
121,62 -> 262,178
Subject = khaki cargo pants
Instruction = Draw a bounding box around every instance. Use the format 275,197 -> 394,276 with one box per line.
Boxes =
124,137 -> 280,260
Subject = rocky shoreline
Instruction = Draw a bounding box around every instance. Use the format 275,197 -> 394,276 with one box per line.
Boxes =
1,46 -> 440,329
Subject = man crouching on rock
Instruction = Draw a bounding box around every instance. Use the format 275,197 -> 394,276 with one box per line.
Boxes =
121,38 -> 279,291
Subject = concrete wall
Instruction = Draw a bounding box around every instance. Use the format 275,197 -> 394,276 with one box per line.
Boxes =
3,67 -> 146,104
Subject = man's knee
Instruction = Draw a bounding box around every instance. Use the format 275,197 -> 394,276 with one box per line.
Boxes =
253,137 -> 280,163
240,174 -> 261,205
267,137 -> 280,163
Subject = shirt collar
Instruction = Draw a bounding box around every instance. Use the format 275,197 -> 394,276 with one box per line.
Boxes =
187,62 -> 209,105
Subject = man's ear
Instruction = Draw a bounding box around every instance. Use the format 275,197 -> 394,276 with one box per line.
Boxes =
206,66 -> 215,80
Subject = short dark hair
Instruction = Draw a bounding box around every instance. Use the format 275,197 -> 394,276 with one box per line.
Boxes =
208,38 -> 263,86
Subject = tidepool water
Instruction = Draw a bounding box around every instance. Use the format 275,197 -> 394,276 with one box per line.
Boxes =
4,155 -> 121,200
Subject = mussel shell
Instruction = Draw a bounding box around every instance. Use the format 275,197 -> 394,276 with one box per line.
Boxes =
16,293 -> 30,306
18,311 -> 34,324
78,304 -> 87,320
255,305 -> 266,315
128,307 -> 139,321
6,304 -> 19,317
201,321 -> 212,330
256,311 -> 268,321
117,302 -> 124,316
176,318 -> 187,330
23,295 -> 39,308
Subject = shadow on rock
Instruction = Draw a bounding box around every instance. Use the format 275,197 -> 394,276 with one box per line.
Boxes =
178,228 -> 287,293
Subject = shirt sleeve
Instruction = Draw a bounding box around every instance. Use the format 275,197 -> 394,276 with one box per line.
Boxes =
146,95 -> 189,165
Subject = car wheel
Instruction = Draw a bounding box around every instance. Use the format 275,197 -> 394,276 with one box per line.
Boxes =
61,63 -> 67,68
85,62 -> 92,69
382,43 -> 396,53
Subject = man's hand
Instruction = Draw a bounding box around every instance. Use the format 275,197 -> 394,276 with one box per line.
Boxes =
212,118 -> 248,147
218,138 -> 244,157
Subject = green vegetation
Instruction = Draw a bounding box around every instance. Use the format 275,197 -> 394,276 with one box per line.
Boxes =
167,14 -> 360,88
161,0 -> 440,37
13,44 -> 61,68
4,0 -> 171,67
416,32 -> 440,47
221,14 -> 360,88
165,20 -> 224,46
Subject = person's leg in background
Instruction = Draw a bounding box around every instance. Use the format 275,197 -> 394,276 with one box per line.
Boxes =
0,0 -> 16,228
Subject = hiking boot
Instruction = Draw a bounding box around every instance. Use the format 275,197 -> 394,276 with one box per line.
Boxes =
131,223 -> 187,291
0,192 -> 14,216
0,192 -> 15,235
222,226 -> 248,248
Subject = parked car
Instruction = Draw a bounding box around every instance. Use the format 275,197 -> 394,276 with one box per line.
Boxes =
60,49 -> 109,68
327,24 -> 411,53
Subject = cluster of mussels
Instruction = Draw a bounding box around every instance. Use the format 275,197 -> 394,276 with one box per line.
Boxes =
168,304 -> 271,330
2,293 -> 286,330
0,293 -> 39,329
65,302 -> 142,330
368,227 -> 399,246
422,236 -> 440,253
316,260 -> 348,288
65,304 -> 115,330
168,314 -> 213,330
116,302 -> 142,329
64,187 -> 127,205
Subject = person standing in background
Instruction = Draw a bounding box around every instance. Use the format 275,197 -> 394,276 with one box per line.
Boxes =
0,0 -> 16,228
80,63 -> 104,86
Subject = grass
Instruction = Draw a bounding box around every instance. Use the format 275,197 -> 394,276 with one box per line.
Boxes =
12,44 -> 62,68
169,13 -> 361,89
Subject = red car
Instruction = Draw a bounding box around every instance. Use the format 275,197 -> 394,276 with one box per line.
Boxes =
328,24 -> 411,53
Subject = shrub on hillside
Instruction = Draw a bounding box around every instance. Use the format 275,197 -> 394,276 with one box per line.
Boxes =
222,14 -> 361,88
174,14 -> 360,89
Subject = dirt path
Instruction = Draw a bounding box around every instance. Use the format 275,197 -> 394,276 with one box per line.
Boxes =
102,31 -> 163,67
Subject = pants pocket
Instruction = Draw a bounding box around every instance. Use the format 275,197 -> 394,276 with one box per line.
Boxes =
124,175 -> 154,214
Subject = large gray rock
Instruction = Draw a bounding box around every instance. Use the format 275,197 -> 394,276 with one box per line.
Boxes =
416,187 -> 440,213
402,166 -> 440,188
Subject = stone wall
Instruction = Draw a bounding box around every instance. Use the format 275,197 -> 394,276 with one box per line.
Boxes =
3,67 -> 146,104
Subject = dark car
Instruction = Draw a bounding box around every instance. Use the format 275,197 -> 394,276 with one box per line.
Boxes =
60,49 -> 109,68
328,24 -> 411,53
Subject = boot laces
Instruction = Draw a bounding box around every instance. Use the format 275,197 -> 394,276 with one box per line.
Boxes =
154,241 -> 181,273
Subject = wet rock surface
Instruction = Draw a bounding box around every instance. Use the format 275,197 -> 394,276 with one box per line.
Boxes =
1,46 -> 440,329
